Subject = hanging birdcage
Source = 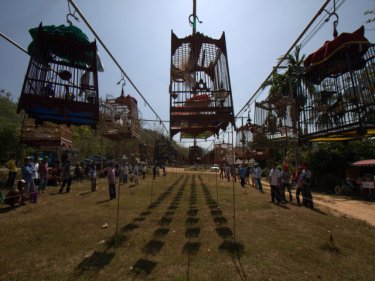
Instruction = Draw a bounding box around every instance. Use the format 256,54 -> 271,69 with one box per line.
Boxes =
254,99 -> 295,141
169,30 -> 235,139
188,144 -> 203,164
101,88 -> 141,141
299,26 -> 375,141
17,23 -> 100,128
20,114 -> 72,148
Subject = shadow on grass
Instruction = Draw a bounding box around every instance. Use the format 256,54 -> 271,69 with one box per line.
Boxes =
0,206 -> 18,213
187,209 -> 198,216
159,217 -> 173,226
218,240 -> 245,257
123,223 -> 139,233
211,209 -> 223,217
182,242 -> 201,255
320,242 -> 341,254
153,227 -> 170,238
163,211 -> 175,217
185,227 -> 200,238
96,199 -> 111,204
79,191 -> 93,196
133,217 -> 145,223
214,216 -> 227,225
73,251 -> 115,279
185,217 -> 199,225
215,227 -> 233,239
312,207 -> 328,215
142,240 -> 165,255
131,259 -> 157,276
140,211 -> 151,217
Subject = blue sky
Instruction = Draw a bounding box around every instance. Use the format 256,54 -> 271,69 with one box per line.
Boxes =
1,0 -> 374,147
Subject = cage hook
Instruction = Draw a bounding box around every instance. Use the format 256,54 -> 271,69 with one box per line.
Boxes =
66,12 -> 79,26
323,0 -> 339,38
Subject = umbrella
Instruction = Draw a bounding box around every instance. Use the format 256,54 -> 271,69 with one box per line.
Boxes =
351,159 -> 375,167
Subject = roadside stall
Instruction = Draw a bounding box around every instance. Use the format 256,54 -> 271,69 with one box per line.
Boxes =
350,159 -> 375,200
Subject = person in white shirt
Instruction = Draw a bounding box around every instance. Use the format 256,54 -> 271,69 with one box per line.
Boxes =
269,163 -> 282,204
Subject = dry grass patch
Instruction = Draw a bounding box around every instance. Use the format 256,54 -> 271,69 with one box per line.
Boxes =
0,171 -> 375,281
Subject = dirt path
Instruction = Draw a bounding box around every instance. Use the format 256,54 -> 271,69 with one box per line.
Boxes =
260,180 -> 375,227
312,193 -> 375,227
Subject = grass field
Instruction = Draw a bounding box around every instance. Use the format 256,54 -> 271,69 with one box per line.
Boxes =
1,170 -> 375,281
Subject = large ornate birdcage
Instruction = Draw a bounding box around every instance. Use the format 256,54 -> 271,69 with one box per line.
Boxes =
101,90 -> 140,141
169,31 -> 235,139
20,114 -> 72,148
214,142 -> 233,165
298,26 -> 375,141
188,144 -> 203,164
17,24 -> 100,128
254,98 -> 296,141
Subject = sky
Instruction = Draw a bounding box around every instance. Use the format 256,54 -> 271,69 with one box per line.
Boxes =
0,0 -> 374,148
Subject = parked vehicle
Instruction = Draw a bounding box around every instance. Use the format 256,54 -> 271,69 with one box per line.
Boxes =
210,164 -> 220,172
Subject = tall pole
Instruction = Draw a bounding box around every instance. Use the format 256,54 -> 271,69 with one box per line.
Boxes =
192,0 -> 197,35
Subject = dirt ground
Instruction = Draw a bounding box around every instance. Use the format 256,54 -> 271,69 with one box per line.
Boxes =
312,193 -> 375,227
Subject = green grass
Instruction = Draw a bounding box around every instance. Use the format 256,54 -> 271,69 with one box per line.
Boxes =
1,171 -> 375,281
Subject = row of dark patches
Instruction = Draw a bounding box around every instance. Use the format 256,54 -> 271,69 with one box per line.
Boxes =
198,175 -> 244,256
131,175 -> 189,276
183,175 -> 201,255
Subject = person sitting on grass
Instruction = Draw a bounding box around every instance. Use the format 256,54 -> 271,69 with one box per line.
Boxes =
4,180 -> 26,207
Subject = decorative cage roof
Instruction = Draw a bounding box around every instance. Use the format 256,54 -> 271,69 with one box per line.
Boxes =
169,31 -> 235,139
17,23 -> 100,128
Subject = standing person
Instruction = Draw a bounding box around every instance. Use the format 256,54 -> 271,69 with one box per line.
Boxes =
255,164 -> 263,191
250,166 -> 256,187
59,161 -> 72,194
162,164 -> 166,176
219,165 -> 224,179
225,165 -> 230,182
74,164 -> 83,182
123,163 -> 129,183
5,153 -> 18,189
141,163 -> 146,179
239,165 -> 246,187
269,163 -> 282,204
245,165 -> 251,186
301,163 -> 314,209
38,157 -> 49,193
88,162 -> 97,192
21,158 -> 36,202
107,163 -> 116,200
281,164 -> 292,202
152,165 -> 157,180
32,157 -> 40,188
294,166 -> 304,206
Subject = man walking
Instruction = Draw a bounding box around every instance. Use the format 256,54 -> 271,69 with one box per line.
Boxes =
255,164 -> 263,191
269,163 -> 282,204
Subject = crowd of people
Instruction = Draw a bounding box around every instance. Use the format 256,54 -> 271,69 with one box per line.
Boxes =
0,155 -> 166,207
218,162 -> 314,209
1,153 -> 314,209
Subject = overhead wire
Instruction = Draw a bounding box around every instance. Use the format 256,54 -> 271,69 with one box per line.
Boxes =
67,0 -> 169,135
